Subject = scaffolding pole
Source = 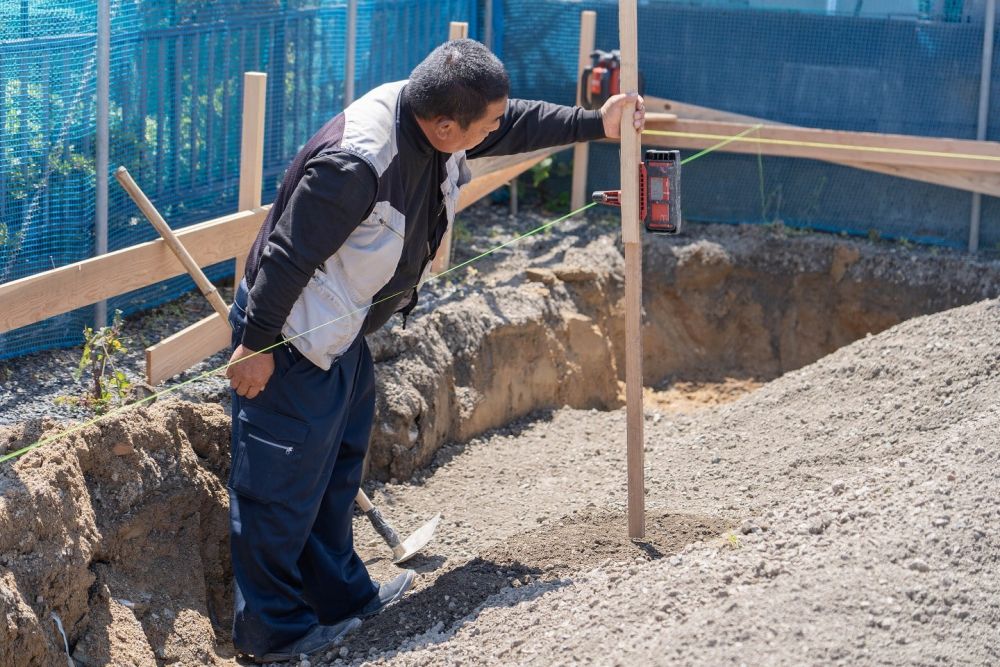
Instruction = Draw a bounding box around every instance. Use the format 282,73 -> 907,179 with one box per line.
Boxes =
95,0 -> 110,326
345,0 -> 358,105
970,0 -> 996,253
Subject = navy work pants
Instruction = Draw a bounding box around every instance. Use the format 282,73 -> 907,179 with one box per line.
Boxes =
228,281 -> 378,656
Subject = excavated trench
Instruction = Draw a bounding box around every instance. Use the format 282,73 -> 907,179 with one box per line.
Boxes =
2,224 -> 999,665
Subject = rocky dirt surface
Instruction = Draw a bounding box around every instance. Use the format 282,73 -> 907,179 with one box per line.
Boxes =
0,402 -> 235,666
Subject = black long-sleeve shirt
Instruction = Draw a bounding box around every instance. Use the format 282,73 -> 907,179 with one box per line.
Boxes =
241,91 -> 605,352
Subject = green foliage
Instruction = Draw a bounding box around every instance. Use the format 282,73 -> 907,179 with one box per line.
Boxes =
530,157 -> 554,188
452,217 -> 473,246
520,157 -> 573,213
725,532 -> 742,550
64,310 -> 132,414
867,228 -> 881,243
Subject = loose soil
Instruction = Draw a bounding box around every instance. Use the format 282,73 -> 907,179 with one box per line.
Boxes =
1,210 -> 999,666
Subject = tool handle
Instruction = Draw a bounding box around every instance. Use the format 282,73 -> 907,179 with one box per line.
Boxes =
114,166 -> 231,321
362,505 -> 402,549
355,489 -> 374,512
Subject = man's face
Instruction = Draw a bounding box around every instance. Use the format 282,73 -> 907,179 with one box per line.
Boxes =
426,98 -> 508,153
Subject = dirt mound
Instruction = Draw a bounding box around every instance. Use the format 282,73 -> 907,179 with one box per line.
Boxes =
358,298 -> 1000,666
0,402 -> 232,666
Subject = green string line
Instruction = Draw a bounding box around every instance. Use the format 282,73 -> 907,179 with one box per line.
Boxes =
678,124 -> 763,165
3,129 -> 748,466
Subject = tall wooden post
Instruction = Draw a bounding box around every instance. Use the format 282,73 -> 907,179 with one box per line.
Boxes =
236,72 -> 267,287
571,10 -> 597,210
431,21 -> 470,276
618,0 -> 645,539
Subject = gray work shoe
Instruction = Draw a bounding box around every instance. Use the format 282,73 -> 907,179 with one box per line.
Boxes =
254,616 -> 361,663
357,569 -> 416,618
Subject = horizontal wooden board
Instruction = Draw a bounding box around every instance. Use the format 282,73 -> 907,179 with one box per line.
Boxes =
642,96 -> 1000,196
0,207 -> 267,333
459,146 -> 569,210
642,117 -> 1000,173
145,312 -> 231,385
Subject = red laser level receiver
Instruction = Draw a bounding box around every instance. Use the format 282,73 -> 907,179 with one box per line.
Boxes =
579,50 -> 645,110
592,150 -> 682,235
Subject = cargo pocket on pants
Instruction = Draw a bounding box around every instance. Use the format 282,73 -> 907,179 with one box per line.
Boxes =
229,404 -> 310,505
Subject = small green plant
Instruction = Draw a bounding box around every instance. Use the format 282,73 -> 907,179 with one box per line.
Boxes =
522,156 -> 572,212
542,190 -> 571,214
725,532 -> 742,550
897,236 -> 913,250
530,156 -> 554,189
452,217 -> 473,246
867,228 -> 882,243
64,310 -> 132,414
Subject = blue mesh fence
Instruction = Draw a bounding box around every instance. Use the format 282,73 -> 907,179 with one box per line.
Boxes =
497,0 -> 999,250
0,0 -> 477,360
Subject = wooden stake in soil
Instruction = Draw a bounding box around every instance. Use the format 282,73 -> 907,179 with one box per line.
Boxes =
431,21 -> 471,276
618,0 -> 645,539
570,10 -> 597,210
236,72 -> 267,286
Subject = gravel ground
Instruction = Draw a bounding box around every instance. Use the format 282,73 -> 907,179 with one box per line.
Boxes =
307,297 -> 1000,667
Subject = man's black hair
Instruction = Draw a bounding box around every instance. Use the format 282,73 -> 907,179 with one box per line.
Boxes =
407,39 -> 510,129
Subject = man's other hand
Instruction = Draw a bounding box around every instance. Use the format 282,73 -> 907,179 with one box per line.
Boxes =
600,93 -> 645,139
226,345 -> 274,399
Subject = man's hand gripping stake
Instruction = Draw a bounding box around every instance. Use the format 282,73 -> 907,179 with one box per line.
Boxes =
115,165 -> 440,565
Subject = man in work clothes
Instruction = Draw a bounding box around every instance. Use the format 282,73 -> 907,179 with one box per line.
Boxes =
225,39 -> 645,662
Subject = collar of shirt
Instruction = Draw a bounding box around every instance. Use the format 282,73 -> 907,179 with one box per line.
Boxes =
398,84 -> 436,159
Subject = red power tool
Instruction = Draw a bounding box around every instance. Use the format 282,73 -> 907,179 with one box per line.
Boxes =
592,149 -> 682,235
579,49 -> 645,110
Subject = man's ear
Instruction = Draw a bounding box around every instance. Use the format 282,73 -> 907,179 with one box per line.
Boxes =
433,117 -> 457,141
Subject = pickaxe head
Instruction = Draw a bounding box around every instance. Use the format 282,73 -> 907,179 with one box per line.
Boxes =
391,513 -> 442,564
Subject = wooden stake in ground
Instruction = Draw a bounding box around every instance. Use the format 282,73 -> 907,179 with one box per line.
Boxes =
236,72 -> 267,287
570,10 -> 597,210
618,0 -> 645,539
431,21 -> 470,276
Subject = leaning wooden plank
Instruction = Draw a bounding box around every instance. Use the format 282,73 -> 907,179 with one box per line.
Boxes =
643,117 -> 1000,172
644,96 -> 1000,196
145,313 -> 231,385
0,207 -> 267,333
845,162 -> 1000,197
